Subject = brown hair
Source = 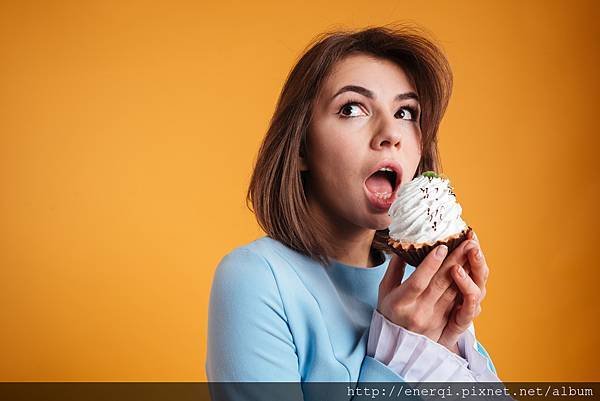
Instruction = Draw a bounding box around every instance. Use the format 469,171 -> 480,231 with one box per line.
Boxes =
247,23 -> 453,266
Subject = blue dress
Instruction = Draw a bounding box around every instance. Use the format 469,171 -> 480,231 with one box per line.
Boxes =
206,236 -> 497,398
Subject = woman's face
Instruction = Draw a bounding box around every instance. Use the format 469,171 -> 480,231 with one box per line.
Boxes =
302,53 -> 422,234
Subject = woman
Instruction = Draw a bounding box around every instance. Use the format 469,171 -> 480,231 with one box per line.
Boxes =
206,25 -> 500,394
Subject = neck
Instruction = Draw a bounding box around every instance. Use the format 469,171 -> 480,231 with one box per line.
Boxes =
307,198 -> 379,268
329,231 -> 379,268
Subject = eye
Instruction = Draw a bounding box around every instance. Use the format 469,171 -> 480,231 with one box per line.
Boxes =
337,101 -> 367,118
395,106 -> 419,121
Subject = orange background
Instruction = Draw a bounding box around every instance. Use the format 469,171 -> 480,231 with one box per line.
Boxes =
1,0 -> 598,381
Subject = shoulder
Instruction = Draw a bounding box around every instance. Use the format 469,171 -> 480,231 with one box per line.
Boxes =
207,237 -> 303,381
215,236 -> 317,278
212,238 -> 277,292
214,236 -> 298,281
210,237 -> 310,307
216,238 -> 271,273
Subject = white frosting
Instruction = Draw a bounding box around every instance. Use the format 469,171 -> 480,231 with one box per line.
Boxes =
388,175 -> 468,245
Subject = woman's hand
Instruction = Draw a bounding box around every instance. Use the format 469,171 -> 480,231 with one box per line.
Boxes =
437,231 -> 489,353
377,238 -> 476,343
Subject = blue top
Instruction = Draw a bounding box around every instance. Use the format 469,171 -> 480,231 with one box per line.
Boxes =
206,236 -> 495,386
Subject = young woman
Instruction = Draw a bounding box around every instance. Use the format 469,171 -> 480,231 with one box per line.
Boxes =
206,25 -> 500,390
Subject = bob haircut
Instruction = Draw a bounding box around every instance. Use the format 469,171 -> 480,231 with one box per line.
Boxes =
247,24 -> 453,266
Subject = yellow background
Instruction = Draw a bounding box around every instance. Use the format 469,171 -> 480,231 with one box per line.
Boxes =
1,0 -> 598,381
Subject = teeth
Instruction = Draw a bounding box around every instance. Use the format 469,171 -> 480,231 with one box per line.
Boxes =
378,167 -> 393,172
375,192 -> 392,200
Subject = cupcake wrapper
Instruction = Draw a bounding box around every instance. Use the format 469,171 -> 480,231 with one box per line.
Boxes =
386,227 -> 472,267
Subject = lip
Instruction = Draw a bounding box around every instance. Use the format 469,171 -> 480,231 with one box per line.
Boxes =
363,159 -> 403,212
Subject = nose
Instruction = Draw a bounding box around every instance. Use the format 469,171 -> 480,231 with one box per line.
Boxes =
370,113 -> 402,150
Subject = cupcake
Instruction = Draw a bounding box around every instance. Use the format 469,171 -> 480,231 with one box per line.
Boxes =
386,171 -> 471,266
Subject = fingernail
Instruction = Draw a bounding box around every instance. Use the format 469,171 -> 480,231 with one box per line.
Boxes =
475,249 -> 482,260
436,245 -> 448,258
457,265 -> 466,278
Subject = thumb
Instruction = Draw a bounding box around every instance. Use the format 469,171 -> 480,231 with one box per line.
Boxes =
378,254 -> 406,300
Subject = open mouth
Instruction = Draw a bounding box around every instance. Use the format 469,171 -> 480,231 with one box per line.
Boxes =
364,163 -> 402,211
365,168 -> 398,199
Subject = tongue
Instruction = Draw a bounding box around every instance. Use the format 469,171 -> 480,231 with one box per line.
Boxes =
365,171 -> 393,194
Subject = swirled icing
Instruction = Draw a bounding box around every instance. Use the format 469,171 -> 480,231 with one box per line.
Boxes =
388,174 -> 468,245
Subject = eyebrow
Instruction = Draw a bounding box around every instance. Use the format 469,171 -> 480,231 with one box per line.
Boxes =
330,85 -> 419,102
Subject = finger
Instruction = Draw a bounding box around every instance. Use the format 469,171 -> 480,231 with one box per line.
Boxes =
437,307 -> 460,349
461,261 -> 481,302
402,245 -> 447,296
441,239 -> 477,275
421,239 -> 475,303
455,294 -> 478,328
466,244 -> 489,293
379,255 -> 406,301
436,281 -> 459,318
451,265 -> 481,328
422,259 -> 458,305
468,229 -> 479,243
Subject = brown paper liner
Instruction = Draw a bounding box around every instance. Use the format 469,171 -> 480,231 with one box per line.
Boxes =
386,227 -> 472,267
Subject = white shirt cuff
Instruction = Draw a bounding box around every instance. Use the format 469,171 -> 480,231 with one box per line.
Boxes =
458,321 -> 501,382
367,309 -> 500,382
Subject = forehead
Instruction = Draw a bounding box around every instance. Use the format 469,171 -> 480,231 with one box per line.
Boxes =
321,53 -> 416,97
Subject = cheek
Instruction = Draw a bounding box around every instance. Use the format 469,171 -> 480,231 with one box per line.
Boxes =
311,149 -> 363,201
405,126 -> 422,149
403,130 -> 422,177
320,154 -> 357,189
307,120 -> 341,160
310,125 -> 360,173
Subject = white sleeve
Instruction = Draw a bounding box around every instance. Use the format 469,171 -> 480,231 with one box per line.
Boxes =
457,321 -> 501,381
367,309 -> 500,382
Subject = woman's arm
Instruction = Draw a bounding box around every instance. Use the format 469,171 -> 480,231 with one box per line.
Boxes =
206,248 -> 301,382
206,248 -> 414,401
206,248 -> 304,401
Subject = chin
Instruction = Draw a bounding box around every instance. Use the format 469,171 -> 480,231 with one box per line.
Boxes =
368,215 -> 391,231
